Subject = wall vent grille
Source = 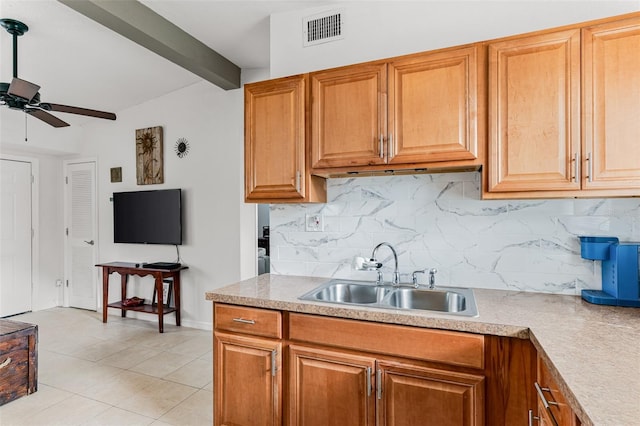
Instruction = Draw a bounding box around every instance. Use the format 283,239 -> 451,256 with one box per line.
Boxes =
303,10 -> 344,46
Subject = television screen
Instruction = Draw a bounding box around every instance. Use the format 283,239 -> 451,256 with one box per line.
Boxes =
113,189 -> 182,245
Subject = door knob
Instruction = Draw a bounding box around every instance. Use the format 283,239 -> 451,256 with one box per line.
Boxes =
84,240 -> 95,245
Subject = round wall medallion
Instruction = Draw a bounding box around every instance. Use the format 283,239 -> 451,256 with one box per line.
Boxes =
174,138 -> 190,158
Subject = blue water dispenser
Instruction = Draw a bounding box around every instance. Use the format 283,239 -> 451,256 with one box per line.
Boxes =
579,236 -> 640,307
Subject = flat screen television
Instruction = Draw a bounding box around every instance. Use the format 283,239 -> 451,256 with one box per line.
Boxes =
113,189 -> 182,245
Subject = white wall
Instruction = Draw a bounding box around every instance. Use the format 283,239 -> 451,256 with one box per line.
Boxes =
76,80 -> 251,329
266,1 -> 640,294
270,1 -> 639,77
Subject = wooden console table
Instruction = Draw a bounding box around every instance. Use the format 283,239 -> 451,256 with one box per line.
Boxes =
96,262 -> 188,333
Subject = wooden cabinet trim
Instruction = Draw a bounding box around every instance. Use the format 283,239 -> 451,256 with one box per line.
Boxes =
215,303 -> 282,339
288,313 -> 484,369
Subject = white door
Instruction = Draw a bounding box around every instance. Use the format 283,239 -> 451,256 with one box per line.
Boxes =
64,161 -> 98,310
0,159 -> 32,317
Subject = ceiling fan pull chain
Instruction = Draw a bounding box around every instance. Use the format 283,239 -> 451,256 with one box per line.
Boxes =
24,111 -> 27,142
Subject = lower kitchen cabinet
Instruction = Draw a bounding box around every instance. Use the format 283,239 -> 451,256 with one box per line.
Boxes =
213,304 -> 283,426
289,345 -> 376,426
377,360 -> 484,426
212,303 -> 556,426
214,332 -> 282,426
532,355 -> 581,426
288,346 -> 484,426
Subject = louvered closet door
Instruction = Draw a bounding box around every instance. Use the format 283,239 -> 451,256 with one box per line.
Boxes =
65,161 -> 98,310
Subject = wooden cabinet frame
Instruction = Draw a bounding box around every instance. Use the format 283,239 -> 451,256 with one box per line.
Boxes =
484,13 -> 640,199
244,75 -> 326,203
309,44 -> 485,176
212,304 -> 550,426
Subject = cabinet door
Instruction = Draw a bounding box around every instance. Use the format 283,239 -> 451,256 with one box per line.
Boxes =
488,29 -> 581,192
377,361 -> 484,426
288,345 -> 376,426
582,16 -> 640,191
388,45 -> 481,165
245,75 -> 306,201
311,63 -> 387,168
214,332 -> 281,426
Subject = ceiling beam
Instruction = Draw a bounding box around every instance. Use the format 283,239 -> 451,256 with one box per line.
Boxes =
58,0 -> 240,90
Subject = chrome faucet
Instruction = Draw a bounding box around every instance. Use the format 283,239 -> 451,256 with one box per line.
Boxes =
370,242 -> 400,286
412,268 -> 438,289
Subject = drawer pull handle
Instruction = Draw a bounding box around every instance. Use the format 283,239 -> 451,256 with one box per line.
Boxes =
0,357 -> 11,369
232,317 -> 256,325
271,350 -> 277,377
535,382 -> 560,426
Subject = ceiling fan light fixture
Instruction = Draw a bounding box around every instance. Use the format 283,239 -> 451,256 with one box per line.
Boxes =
8,77 -> 40,102
0,18 -> 28,36
0,17 -> 117,128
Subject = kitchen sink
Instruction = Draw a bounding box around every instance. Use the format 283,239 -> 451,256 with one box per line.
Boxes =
305,281 -> 393,304
299,279 -> 478,317
386,288 -> 467,313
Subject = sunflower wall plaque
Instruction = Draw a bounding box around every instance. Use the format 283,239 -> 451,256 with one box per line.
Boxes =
135,125 -> 164,185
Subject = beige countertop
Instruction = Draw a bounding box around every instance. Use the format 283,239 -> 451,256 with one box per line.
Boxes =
205,274 -> 640,426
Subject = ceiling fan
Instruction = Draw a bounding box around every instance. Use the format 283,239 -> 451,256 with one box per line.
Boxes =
0,18 -> 116,128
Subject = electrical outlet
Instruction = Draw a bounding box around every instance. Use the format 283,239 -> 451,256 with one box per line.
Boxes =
305,214 -> 324,232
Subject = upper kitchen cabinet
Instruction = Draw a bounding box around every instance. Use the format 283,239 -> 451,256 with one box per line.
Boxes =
582,15 -> 640,191
244,75 -> 326,203
485,13 -> 640,199
310,44 -> 484,175
310,62 -> 388,169
486,29 -> 581,194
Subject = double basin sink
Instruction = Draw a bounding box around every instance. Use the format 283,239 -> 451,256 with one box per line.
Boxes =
299,279 -> 478,317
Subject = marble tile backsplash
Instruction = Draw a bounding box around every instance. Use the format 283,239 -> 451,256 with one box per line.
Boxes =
269,172 -> 640,295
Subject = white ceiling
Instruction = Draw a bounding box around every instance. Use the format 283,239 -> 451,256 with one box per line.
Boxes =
0,0 -> 329,130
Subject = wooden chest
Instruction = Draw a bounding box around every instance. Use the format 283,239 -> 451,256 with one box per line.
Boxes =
0,319 -> 37,405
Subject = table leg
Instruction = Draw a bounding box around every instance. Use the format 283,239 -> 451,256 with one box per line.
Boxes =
102,267 -> 109,323
173,272 -> 181,327
120,274 -> 128,318
156,273 -> 164,333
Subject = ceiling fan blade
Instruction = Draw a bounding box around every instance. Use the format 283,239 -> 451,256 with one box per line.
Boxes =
25,108 -> 70,128
40,103 -> 116,120
8,77 -> 40,102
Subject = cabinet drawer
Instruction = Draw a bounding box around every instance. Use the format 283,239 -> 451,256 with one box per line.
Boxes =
289,313 -> 484,369
214,304 -> 282,339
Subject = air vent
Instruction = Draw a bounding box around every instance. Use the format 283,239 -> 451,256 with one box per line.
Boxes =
303,10 -> 344,47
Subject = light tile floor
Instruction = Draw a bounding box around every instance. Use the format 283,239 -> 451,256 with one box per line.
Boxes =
0,308 -> 213,426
